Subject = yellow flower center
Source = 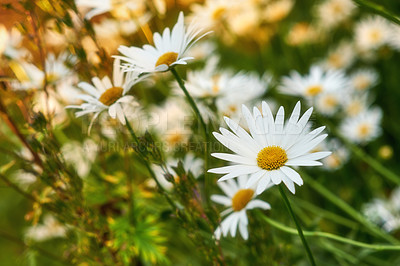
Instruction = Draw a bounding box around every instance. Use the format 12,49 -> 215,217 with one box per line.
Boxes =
99,86 -> 124,106
369,30 -> 382,43
257,146 -> 288,171
358,123 -> 371,138
306,85 -> 323,96
347,102 -> 362,116
328,53 -> 343,68
232,189 -> 254,212
322,95 -> 338,108
155,52 -> 178,67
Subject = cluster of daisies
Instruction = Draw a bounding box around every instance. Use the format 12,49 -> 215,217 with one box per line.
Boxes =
2,0 -> 399,244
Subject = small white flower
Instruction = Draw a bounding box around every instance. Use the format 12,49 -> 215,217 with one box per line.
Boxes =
340,107 -> 382,144
0,25 -> 27,59
189,0 -> 233,30
355,16 -> 392,52
152,153 -> 204,190
115,12 -> 209,74
149,98 -> 192,149
208,101 -> 331,194
280,65 -> 350,101
350,68 -> 379,91
75,0 -> 111,19
315,0 -> 356,29
66,59 -> 143,132
25,215 -> 67,242
212,175 -> 271,240
315,139 -> 349,170
363,187 -> 400,232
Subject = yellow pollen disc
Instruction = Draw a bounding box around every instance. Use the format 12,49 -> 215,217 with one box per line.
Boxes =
328,54 -> 343,68
306,85 -> 323,96
155,52 -> 178,67
358,124 -> 371,138
167,133 -> 183,146
369,30 -> 382,42
323,96 -> 338,108
347,102 -> 361,116
257,146 -> 288,171
232,189 -> 254,212
99,86 -> 124,106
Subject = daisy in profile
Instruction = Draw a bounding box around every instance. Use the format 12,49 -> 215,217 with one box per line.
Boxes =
66,59 -> 143,132
280,65 -> 350,100
115,12 -> 208,74
212,175 -> 271,240
340,107 -> 382,144
320,41 -> 355,70
208,101 -> 331,194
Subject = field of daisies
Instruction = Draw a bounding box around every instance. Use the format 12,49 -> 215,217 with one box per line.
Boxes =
2,0 -> 400,265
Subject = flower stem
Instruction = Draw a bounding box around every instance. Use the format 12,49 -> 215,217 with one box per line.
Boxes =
257,211 -> 400,251
170,68 -> 211,203
278,184 -> 316,266
352,0 -> 400,26
124,116 -> 177,209
303,172 -> 400,244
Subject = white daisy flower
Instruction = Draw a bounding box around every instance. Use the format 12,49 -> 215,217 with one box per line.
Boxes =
340,107 -> 382,144
315,0 -> 356,29
66,59 -> 143,131
315,91 -> 343,116
208,101 -> 331,194
315,139 -> 349,170
212,175 -> 271,240
152,153 -> 204,190
354,16 -> 392,52
363,187 -> 400,232
279,65 -> 350,101
341,93 -> 370,117
350,68 -> 379,91
115,12 -> 209,74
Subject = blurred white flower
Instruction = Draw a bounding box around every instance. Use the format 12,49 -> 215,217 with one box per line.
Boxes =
355,16 -> 391,52
0,25 -> 27,59
61,139 -> 98,177
340,107 -> 382,144
189,0 -> 234,30
320,41 -> 356,70
149,98 -> 191,150
316,139 -> 349,170
152,153 -> 203,190
280,65 -> 350,110
25,215 -> 67,242
363,187 -> 400,232
212,175 -> 271,240
350,68 -> 379,91
315,0 -> 356,29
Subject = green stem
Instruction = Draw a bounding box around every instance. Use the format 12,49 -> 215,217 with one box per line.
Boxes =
278,184 -> 316,266
257,211 -> 400,251
170,68 -> 211,203
352,0 -> 400,26
124,117 -> 178,209
303,172 -> 400,244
